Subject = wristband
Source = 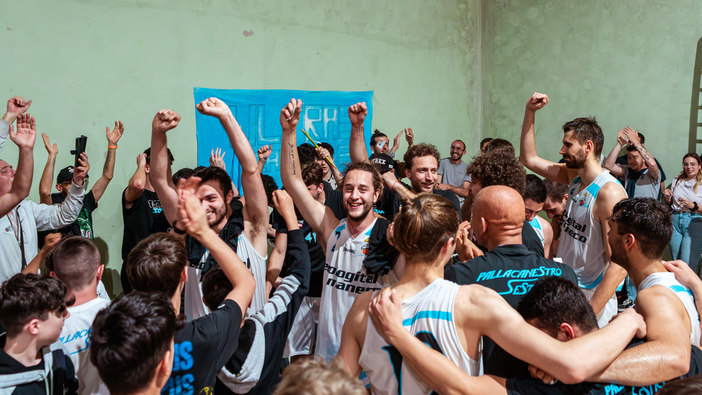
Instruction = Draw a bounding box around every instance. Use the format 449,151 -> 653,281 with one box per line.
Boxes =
172,221 -> 187,235
108,144 -> 118,149
387,150 -> 395,158
693,202 -> 699,213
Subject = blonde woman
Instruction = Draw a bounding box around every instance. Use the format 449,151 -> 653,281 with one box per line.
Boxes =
664,153 -> 702,271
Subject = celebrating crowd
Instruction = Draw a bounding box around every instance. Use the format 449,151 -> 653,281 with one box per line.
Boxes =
1,92 -> 702,395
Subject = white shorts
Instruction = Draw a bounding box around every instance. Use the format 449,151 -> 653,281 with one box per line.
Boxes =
581,287 -> 618,329
283,296 -> 320,358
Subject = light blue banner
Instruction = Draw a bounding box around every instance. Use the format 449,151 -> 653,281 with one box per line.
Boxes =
193,88 -> 374,193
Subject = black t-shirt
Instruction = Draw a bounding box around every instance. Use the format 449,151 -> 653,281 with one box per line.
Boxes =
163,299 -> 243,395
325,190 -> 346,220
121,188 -> 166,260
505,343 -> 702,394
521,219 -> 545,257
384,182 -> 463,221
0,336 -> 79,395
445,244 -> 578,378
37,191 -> 99,249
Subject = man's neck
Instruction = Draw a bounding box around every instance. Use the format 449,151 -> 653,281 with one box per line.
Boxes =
393,259 -> 443,297
486,234 -> 523,251
145,176 -> 155,193
68,287 -> 99,307
449,157 -> 462,165
346,213 -> 376,238
3,334 -> 42,367
576,159 -> 605,187
628,256 -> 667,290
317,190 -> 326,204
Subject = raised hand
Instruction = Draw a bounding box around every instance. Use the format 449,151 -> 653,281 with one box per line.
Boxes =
73,153 -> 90,186
136,152 -> 147,167
392,130 -> 404,149
176,176 -> 210,238
616,128 -> 628,146
41,233 -> 62,253
41,133 -> 58,157
316,146 -> 331,161
623,126 -> 640,145
272,190 -> 296,222
404,128 -> 414,147
348,102 -> 367,128
279,98 -> 302,132
456,221 -> 482,261
151,109 -> 181,134
4,96 -> 32,123
196,97 -> 232,119
258,145 -> 272,161
210,148 -> 227,170
10,113 -> 36,149
106,120 -> 124,145
526,92 -> 549,112
664,260 -> 701,293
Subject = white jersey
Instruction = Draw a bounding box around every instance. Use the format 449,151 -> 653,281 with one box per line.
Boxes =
639,272 -> 701,346
60,297 -> 111,395
557,170 -> 625,289
359,279 -> 480,395
184,233 -> 268,321
528,217 -> 545,248
315,219 -> 396,361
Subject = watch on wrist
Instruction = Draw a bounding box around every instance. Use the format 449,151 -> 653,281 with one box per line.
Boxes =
693,202 -> 699,213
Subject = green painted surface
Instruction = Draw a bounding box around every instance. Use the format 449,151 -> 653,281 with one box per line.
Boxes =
0,0 -> 479,296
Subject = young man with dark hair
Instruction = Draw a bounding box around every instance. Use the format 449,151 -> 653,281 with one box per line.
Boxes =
437,139 -> 471,204
49,236 -> 110,394
126,176 -> 255,394
208,190 -> 312,395
150,99 -> 269,319
520,92 -> 628,328
90,292 -> 181,395
0,273 -> 79,394
542,179 -> 569,257
280,99 -> 399,361
314,142 -> 343,190
604,126 -> 661,199
120,147 -> 174,295
523,174 -> 554,258
480,137 -> 493,153
38,121 -> 124,241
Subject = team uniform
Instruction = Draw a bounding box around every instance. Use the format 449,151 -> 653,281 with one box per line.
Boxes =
316,219 -> 397,361
528,217 -> 546,248
557,171 -> 625,328
359,279 -> 480,395
638,272 -> 701,346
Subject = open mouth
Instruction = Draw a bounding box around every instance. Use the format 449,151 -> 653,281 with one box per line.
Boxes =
347,202 -> 362,209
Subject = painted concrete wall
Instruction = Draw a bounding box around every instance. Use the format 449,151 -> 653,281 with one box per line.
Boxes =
482,0 -> 702,182
0,0 -> 479,295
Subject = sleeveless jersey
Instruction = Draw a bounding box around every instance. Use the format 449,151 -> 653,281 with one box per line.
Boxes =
557,170 -> 625,289
359,279 -> 480,395
638,272 -> 701,346
315,219 -> 396,361
528,217 -> 545,248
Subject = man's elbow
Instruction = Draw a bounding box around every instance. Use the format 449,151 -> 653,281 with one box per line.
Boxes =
130,179 -> 145,191
558,366 -> 591,385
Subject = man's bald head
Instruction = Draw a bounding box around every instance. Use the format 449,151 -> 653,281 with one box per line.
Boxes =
472,186 -> 524,249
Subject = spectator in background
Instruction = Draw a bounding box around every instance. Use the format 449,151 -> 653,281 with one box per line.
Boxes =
480,137 -> 493,154
542,179 -> 569,257
604,126 -> 661,200
437,139 -> 471,204
314,142 -> 343,190
612,130 -> 666,194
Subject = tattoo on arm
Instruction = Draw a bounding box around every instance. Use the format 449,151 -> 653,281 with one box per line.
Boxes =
288,143 -> 296,175
103,150 -> 114,173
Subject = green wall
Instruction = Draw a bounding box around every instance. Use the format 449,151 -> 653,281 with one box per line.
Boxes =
0,0 -> 480,296
481,0 -> 702,180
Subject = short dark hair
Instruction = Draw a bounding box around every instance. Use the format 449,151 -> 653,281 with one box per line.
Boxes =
318,142 -> 334,158
143,147 -> 174,166
298,143 -> 316,165
523,174 -> 547,204
260,174 -> 278,206
484,138 -> 515,156
370,129 -> 388,148
543,179 -> 569,202
127,233 -> 187,298
480,137 -> 494,147
91,292 -> 183,395
302,162 -> 324,187
562,117 -> 604,158
658,375 -> 702,395
172,167 -> 194,185
343,162 -> 383,194
467,149 -> 526,194
51,236 -> 101,291
193,166 -> 233,200
404,143 -> 441,170
517,277 -> 598,336
611,197 -> 673,260
202,266 -> 232,311
0,273 -> 74,337
452,140 -> 466,151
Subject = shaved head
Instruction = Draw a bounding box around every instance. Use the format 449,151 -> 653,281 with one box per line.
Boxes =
472,186 -> 524,249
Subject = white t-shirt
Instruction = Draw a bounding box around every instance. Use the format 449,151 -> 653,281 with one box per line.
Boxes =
60,297 -> 111,395
670,177 -> 702,212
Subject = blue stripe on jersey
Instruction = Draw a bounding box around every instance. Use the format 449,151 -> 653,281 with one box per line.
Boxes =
585,182 -> 601,197
670,285 -> 694,297
402,311 -> 452,326
579,267 -> 605,290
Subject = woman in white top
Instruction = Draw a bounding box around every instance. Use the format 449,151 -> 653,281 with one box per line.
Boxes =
663,153 -> 702,271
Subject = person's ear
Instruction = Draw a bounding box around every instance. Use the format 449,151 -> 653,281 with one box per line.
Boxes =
49,271 -> 57,277
562,194 -> 568,204
181,267 -> 188,284
144,164 -> 150,174
28,319 -> 40,335
96,265 -> 104,281
154,348 -> 173,388
559,323 -> 576,340
623,234 -> 636,251
226,190 -> 234,205
317,184 -> 324,195
55,184 -> 62,192
480,217 -> 488,234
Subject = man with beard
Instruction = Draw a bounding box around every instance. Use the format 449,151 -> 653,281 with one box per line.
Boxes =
519,92 -> 628,328
280,98 -> 400,361
437,140 -> 471,204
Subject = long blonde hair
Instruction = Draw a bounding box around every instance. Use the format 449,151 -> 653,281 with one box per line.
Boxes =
676,153 -> 702,194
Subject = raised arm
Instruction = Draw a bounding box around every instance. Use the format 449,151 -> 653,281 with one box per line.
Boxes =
625,127 -> 659,181
519,93 -> 571,184
279,99 -> 337,240
196,98 -> 269,252
0,114 -> 36,218
177,176 -> 255,314
603,128 -> 627,177
124,153 -> 147,204
348,102 -> 371,163
149,109 -> 181,226
0,97 -> 32,153
256,145 -> 271,174
39,133 -> 58,205
91,121 -> 124,202
34,152 -> 88,231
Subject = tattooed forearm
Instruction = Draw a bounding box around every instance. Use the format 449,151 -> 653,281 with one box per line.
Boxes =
288,143 -> 296,175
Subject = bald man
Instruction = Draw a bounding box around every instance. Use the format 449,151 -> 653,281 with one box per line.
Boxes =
445,186 -> 578,378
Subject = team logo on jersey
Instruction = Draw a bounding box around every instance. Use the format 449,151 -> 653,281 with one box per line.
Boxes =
362,238 -> 369,255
